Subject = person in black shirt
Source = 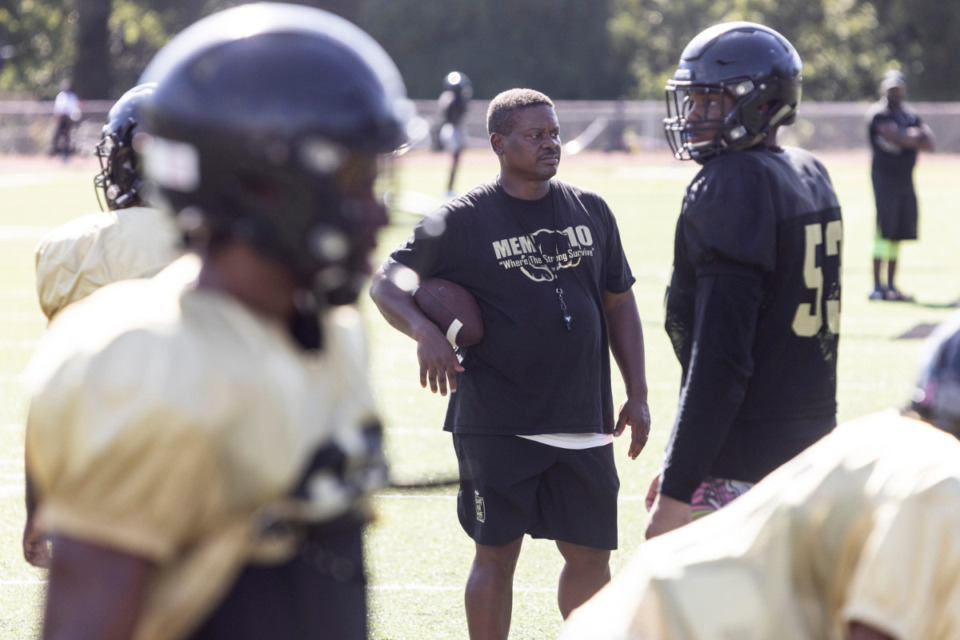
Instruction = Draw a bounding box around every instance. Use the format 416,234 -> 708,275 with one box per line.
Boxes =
437,71 -> 472,196
866,70 -> 936,302
370,88 -> 651,640
649,22 -> 842,538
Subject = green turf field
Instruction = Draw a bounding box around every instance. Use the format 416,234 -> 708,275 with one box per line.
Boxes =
1,149 -> 957,639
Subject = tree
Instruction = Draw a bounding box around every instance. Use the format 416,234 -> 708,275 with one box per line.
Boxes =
74,0 -> 110,98
608,0 -> 896,102
1,0 -> 957,103
358,0 -> 628,99
608,0 -> 728,99
864,0 -> 960,100
0,0 -> 75,98
104,0 -> 356,98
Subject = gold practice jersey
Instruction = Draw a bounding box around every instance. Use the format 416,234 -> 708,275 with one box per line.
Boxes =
561,411 -> 960,640
34,206 -> 182,319
25,255 -> 385,640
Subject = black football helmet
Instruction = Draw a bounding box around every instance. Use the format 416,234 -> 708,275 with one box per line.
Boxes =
443,71 -> 472,99
94,83 -> 155,210
911,311 -> 960,438
137,2 -> 413,306
664,22 -> 802,162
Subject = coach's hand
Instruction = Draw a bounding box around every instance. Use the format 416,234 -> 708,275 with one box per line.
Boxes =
645,493 -> 692,539
415,325 -> 464,396
614,397 -> 650,459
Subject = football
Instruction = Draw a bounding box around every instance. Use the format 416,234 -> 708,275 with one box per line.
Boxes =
414,277 -> 483,347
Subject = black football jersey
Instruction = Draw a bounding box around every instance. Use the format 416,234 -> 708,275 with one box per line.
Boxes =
662,145 -> 842,501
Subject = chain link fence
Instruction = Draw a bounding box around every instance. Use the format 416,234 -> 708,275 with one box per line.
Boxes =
2,99 -> 958,157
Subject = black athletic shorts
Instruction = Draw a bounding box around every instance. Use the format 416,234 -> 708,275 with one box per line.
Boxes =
872,170 -> 919,240
189,517 -> 367,640
453,434 -> 619,550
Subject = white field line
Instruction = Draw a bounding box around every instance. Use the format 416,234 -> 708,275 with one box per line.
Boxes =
370,583 -> 554,593
0,579 -> 550,591
375,492 -> 645,501
0,226 -> 52,241
384,427 -> 450,436
376,493 -> 456,500
613,166 -> 699,181
0,486 -> 646,503
0,339 -> 40,349
0,290 -> 42,300
0,312 -> 43,321
0,173 -> 80,189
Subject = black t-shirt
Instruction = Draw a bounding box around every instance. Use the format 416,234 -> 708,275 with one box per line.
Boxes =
662,146 -> 842,501
391,179 -> 635,435
866,98 -> 922,177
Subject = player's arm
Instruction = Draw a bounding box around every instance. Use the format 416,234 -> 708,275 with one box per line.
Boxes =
647,267 -> 763,538
43,535 -> 152,640
603,287 -> 650,459
369,257 -> 463,395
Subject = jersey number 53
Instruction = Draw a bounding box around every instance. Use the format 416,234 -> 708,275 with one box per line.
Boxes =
792,219 -> 842,337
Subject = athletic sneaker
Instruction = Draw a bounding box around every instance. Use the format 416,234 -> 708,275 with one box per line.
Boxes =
884,288 -> 914,302
868,287 -> 886,301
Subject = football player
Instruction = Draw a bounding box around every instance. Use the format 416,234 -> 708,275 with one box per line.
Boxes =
24,3 -> 411,639
35,82 -> 182,322
23,82 -> 182,568
437,70 -> 472,196
562,309 -> 960,640
648,22 -> 843,537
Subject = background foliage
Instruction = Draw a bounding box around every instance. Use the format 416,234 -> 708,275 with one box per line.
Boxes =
0,0 -> 954,101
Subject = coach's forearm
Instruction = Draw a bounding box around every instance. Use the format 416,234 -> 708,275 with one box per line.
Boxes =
369,261 -> 441,342
603,288 -> 648,400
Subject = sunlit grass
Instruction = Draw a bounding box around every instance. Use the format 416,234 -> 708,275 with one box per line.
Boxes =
1,149 -> 957,639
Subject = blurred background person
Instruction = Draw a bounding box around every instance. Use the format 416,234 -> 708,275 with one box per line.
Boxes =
50,79 -> 81,161
437,70 -> 472,197
867,69 -> 936,302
